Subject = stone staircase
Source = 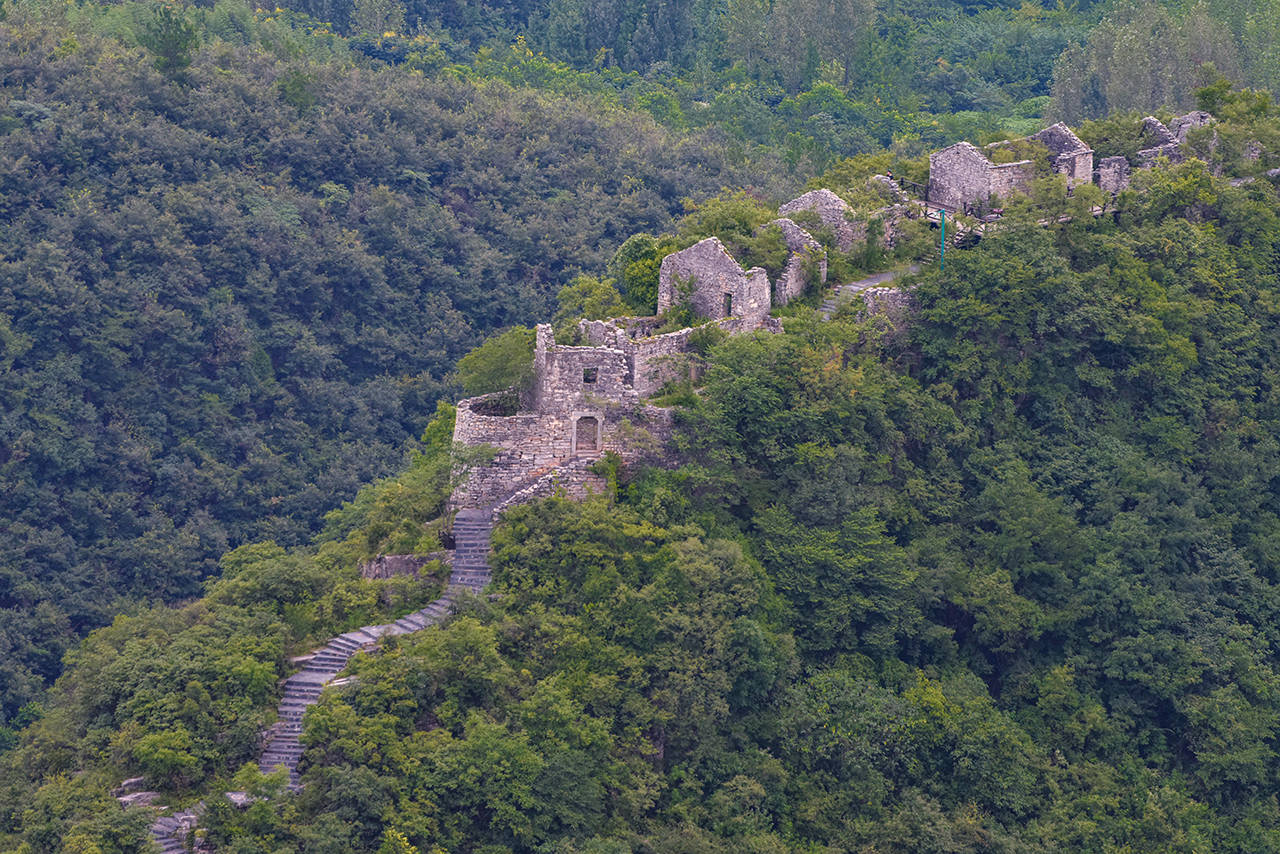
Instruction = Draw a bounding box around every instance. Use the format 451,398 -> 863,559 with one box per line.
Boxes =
149,809 -> 198,853
257,587 -> 468,787
449,508 -> 493,592
256,509 -> 494,787
140,506 -> 505,850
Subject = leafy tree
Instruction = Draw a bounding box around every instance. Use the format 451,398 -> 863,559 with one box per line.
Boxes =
137,4 -> 199,80
453,326 -> 536,396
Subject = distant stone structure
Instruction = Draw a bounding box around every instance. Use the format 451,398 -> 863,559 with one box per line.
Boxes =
768,218 -> 826,306
656,237 -> 773,324
1137,116 -> 1182,165
451,310 -> 790,509
927,141 -> 1038,213
1028,122 -> 1094,188
1095,155 -> 1131,194
779,188 -> 857,251
928,124 -> 1093,212
928,114 -> 1216,204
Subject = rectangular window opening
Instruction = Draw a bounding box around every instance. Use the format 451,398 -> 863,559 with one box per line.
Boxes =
723,293 -> 733,317
583,368 -> 598,384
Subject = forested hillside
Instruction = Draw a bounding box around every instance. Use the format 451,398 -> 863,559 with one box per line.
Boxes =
0,4 -> 785,724
6,0 -> 1280,849
8,147 -> 1280,849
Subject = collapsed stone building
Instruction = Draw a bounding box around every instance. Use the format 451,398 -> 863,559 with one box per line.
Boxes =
770,218 -> 826,306
451,235 -> 792,510
780,188 -> 859,252
927,123 -> 1094,212
450,179 -> 944,511
656,236 -> 773,323
928,114 -> 1216,208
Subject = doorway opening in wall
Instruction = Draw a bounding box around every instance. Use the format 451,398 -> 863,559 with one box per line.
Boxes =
575,416 -> 599,453
583,368 -> 598,383
723,293 -> 733,317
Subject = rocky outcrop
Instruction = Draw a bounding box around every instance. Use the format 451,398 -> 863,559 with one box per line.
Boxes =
359,553 -> 434,580
779,189 -> 856,251
1170,110 -> 1214,144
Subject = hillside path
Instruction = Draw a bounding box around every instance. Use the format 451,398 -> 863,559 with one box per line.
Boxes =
148,508 -> 495,849
820,265 -> 921,317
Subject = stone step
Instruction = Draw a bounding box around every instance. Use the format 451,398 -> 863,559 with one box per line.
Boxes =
261,748 -> 301,758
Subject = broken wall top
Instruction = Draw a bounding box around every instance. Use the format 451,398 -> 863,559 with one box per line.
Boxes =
932,141 -> 995,167
1140,116 -> 1178,147
779,188 -> 856,251
1030,122 -> 1092,157
769,218 -> 822,253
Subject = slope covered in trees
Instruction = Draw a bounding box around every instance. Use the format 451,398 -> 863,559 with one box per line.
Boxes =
8,108 -> 1280,847
0,5 -> 786,724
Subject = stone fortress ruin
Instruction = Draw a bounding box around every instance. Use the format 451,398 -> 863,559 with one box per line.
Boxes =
452,110 -> 1228,513
927,112 -> 1216,213
450,234 -> 796,511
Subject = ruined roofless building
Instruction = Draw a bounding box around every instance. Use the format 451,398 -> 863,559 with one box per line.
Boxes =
452,238 -> 784,510
927,141 -> 1036,212
778,189 -> 858,252
656,237 -> 772,324
927,123 -> 1093,212
1028,122 -> 1094,187
767,218 -> 827,307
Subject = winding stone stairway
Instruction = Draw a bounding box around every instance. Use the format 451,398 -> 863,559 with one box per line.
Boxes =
259,508 -> 494,787
145,509 -> 496,848
149,809 -> 198,853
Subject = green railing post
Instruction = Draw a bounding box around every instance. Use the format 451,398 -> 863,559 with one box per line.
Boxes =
940,209 -> 945,271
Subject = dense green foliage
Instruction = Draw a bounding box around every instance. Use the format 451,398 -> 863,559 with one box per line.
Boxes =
6,0 -> 1280,847
0,4 -> 780,722
10,136 -> 1280,848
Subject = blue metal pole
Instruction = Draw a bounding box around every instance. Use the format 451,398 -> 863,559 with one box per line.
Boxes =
940,209 -> 945,271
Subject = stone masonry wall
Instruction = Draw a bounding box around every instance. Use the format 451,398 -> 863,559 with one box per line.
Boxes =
1138,116 -> 1181,165
988,160 -> 1036,199
577,319 -> 702,397
1030,122 -> 1094,186
778,189 -> 856,252
1096,155 -> 1131,194
928,142 -> 995,211
769,217 -> 826,306
1170,111 -> 1214,144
